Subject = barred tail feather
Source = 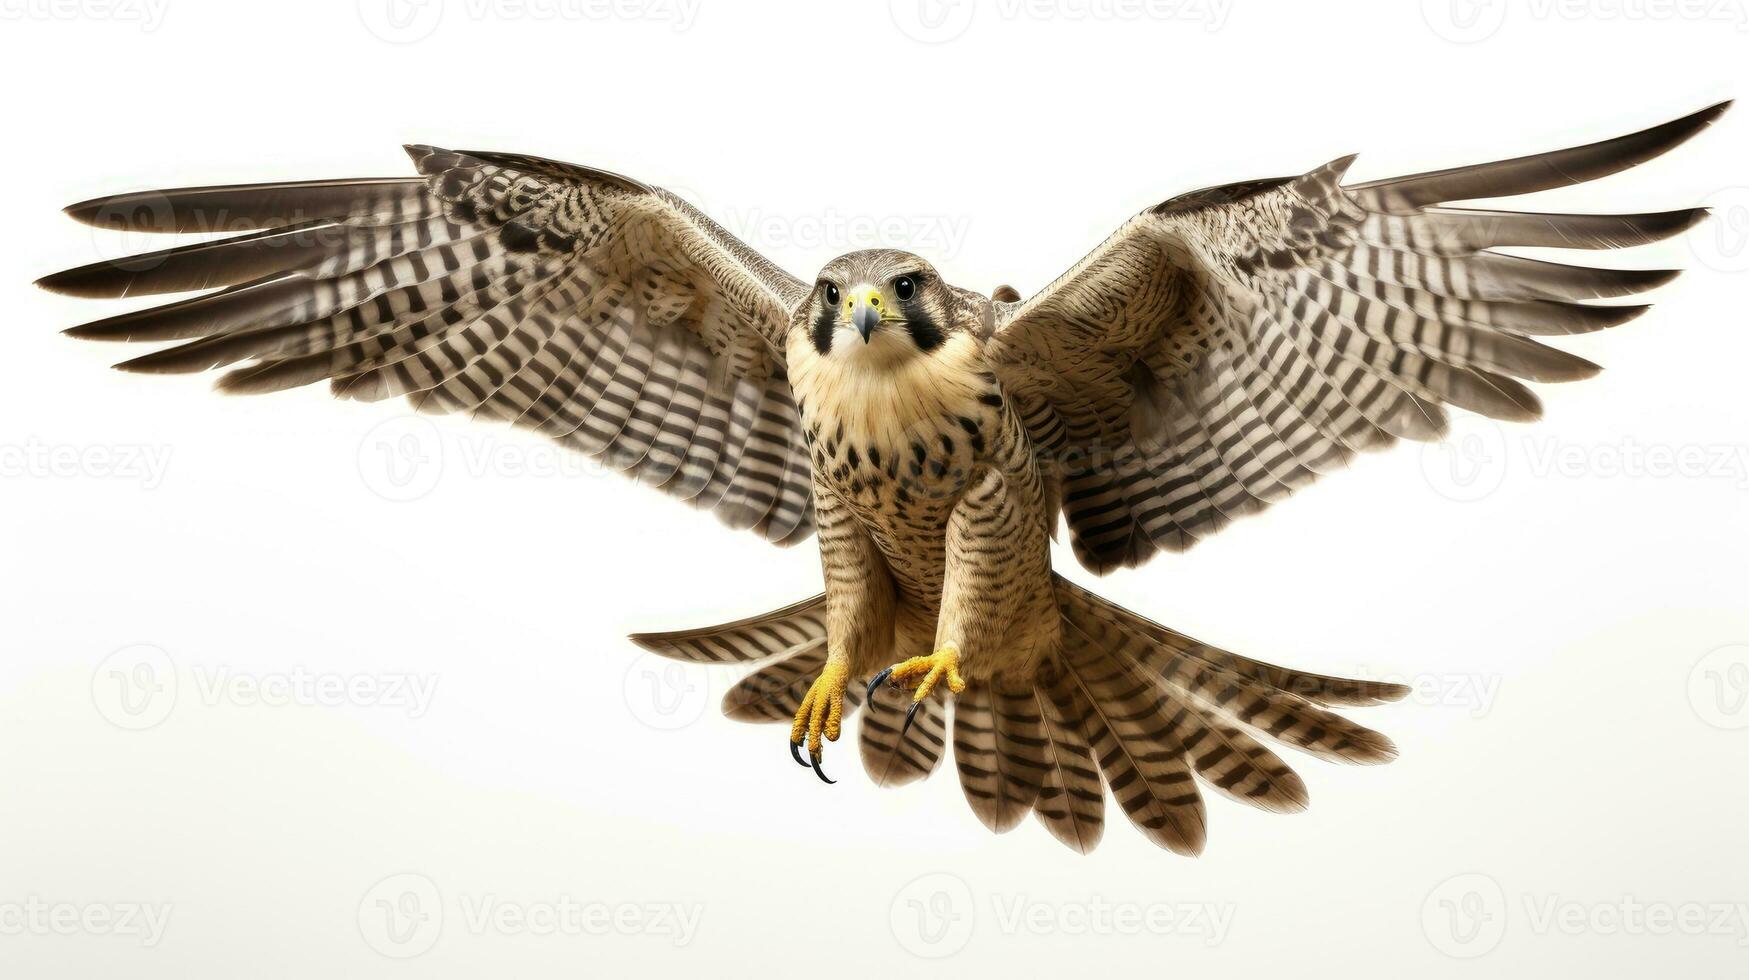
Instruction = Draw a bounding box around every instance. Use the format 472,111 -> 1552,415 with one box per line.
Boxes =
629,594 -> 827,665
952,679 -> 1047,833
1030,663 -> 1106,853
630,580 -> 1404,854
1034,575 -> 1408,853
1056,609 -> 1208,855
860,693 -> 947,787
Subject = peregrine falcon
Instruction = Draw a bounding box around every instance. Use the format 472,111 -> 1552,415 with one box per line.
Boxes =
40,103 -> 1725,853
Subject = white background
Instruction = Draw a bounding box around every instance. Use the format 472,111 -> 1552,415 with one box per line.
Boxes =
2,0 -> 1747,976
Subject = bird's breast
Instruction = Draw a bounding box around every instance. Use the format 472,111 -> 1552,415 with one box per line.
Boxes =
791,336 -> 999,536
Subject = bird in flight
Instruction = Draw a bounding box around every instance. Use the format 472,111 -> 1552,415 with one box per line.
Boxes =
41,103 -> 1725,854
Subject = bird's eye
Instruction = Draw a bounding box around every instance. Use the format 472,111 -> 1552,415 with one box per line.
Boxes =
823,283 -> 840,306
893,276 -> 916,301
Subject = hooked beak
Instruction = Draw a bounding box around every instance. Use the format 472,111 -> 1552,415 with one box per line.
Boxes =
849,287 -> 883,343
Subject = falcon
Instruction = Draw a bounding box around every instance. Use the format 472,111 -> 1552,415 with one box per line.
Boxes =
40,103 -> 1725,854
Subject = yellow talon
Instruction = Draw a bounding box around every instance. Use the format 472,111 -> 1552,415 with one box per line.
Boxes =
789,659 -> 849,783
873,644 -> 967,703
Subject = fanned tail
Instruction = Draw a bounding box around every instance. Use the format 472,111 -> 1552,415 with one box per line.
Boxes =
631,579 -> 1407,854
946,575 -> 1409,854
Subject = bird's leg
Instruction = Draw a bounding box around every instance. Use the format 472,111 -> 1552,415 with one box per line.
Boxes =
794,481 -> 894,785
789,655 -> 850,784
865,643 -> 966,737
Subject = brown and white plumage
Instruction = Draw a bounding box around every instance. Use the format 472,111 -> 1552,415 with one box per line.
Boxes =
988,107 -> 1723,572
42,103 -> 1726,854
50,146 -> 815,544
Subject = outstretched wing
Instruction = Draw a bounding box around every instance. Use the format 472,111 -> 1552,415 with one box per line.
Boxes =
42,146 -> 816,544
988,103 -> 1726,573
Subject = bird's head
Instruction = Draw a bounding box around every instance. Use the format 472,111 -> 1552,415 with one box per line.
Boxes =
803,249 -> 957,367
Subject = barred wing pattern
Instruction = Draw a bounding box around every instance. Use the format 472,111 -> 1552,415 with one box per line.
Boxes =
43,147 -> 816,544
990,103 -> 1726,573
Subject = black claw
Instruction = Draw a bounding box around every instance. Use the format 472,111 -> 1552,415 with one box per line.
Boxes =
866,667 -> 895,702
900,700 -> 922,741
810,752 -> 835,784
789,739 -> 809,768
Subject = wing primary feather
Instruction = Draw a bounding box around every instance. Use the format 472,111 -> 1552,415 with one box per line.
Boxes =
60,177 -> 427,233
1352,101 -> 1729,211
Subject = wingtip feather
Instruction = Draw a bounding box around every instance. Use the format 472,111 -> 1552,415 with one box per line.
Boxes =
1354,101 -> 1733,210
111,356 -> 160,375
1352,733 -> 1401,766
1636,268 -> 1683,293
626,632 -> 666,654
61,194 -> 136,230
1604,303 -> 1655,328
111,347 -> 215,375
1372,681 -> 1414,704
35,266 -> 112,298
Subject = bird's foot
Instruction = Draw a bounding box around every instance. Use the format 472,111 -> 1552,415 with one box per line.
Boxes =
865,644 -> 966,738
788,658 -> 849,784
